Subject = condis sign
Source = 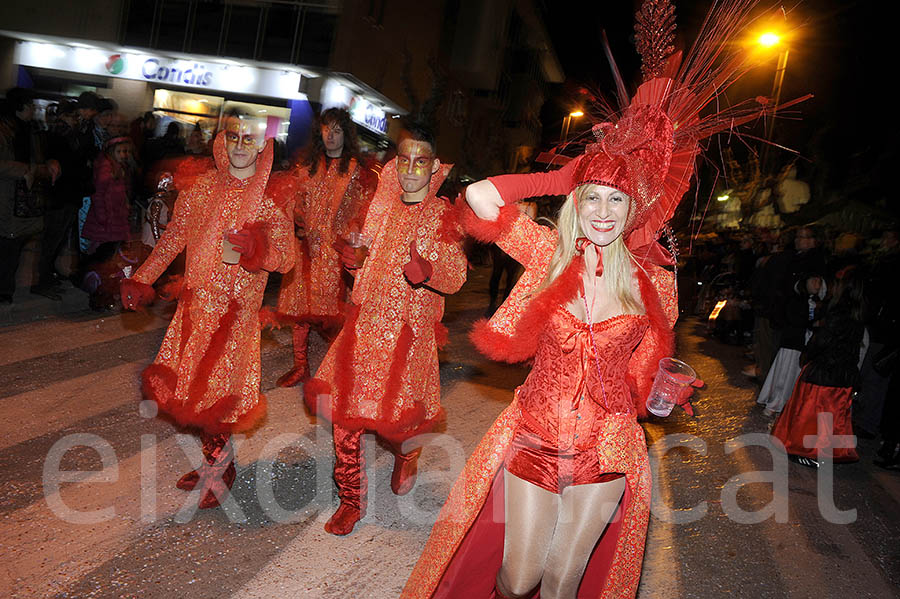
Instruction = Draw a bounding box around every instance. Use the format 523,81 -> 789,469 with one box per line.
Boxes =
14,41 -> 306,100
141,58 -> 214,87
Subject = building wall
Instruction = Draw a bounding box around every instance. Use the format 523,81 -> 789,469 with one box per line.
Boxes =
0,1 -> 124,43
105,78 -> 154,121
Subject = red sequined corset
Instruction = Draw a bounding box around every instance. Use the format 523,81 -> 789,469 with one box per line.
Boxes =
516,308 -> 649,451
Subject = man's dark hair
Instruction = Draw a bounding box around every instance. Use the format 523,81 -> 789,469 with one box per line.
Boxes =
77,91 -> 101,112
304,107 -> 361,177
58,100 -> 78,116
401,121 -> 436,155
4,87 -> 35,114
97,98 -> 117,114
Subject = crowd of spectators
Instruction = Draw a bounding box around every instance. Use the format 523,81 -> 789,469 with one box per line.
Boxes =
1,87 -> 212,309
681,224 -> 899,470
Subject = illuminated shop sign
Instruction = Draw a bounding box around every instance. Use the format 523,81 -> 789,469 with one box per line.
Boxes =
14,41 -> 305,99
350,97 -> 387,135
321,78 -> 389,135
141,58 -> 214,87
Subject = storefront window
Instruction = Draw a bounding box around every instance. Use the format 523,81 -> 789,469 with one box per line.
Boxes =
152,89 -> 224,144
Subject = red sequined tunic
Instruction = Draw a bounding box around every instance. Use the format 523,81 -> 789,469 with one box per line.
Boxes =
305,159 -> 467,441
275,157 -> 375,323
135,133 -> 294,433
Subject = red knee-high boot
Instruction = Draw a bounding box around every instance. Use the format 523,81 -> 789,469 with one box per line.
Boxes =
325,425 -> 367,535
389,440 -> 423,496
276,323 -> 311,387
195,432 -> 236,509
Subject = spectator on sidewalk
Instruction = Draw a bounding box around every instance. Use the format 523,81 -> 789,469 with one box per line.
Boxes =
0,87 -> 60,304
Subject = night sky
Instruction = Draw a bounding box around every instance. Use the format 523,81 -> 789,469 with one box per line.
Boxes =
539,0 -> 890,210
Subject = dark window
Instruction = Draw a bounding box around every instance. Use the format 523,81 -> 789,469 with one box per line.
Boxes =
224,5 -> 262,59
123,0 -> 156,48
157,1 -> 192,52
297,9 -> 337,67
260,4 -> 299,63
191,2 -> 226,55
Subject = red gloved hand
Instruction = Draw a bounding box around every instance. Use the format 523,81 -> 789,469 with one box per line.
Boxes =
403,241 -> 433,285
676,378 -> 705,416
333,238 -> 365,270
227,230 -> 257,257
228,225 -> 268,272
120,278 -> 155,311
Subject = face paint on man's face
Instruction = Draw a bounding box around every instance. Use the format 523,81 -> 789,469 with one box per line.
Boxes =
396,139 -> 436,194
224,117 -> 265,170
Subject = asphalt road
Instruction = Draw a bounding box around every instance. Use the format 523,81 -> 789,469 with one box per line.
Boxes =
0,265 -> 897,598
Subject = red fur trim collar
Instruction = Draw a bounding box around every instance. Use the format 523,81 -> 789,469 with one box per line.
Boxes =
470,255 -> 584,363
460,203 -> 520,243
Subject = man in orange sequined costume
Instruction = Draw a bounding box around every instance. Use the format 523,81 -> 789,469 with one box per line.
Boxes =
305,124 -> 467,535
270,108 -> 376,387
121,115 -> 294,509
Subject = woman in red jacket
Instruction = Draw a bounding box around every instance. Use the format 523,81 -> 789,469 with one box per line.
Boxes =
82,136 -> 133,250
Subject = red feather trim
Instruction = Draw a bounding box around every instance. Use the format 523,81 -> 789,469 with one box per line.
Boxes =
626,267 -> 675,417
140,364 -> 266,433
303,377 -> 333,419
266,170 -> 301,209
238,221 -> 270,273
437,198 -> 465,244
434,322 -> 449,350
470,255 -> 584,363
120,278 -> 155,310
171,155 -> 215,191
157,275 -> 184,301
460,203 -> 520,243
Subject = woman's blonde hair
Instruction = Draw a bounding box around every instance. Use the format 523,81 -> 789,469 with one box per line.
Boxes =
541,184 -> 643,314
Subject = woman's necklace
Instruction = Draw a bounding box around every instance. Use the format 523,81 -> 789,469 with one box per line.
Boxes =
581,248 -> 610,411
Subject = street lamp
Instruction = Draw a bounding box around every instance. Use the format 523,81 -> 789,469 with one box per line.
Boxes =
754,28 -> 790,172
561,110 -> 584,143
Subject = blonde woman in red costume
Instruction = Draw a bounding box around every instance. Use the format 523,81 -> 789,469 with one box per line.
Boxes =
402,1 -> 810,597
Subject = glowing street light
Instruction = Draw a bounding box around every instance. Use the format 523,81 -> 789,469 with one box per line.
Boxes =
755,25 -> 790,171
562,110 -> 584,143
717,194 -> 730,202
757,32 -> 780,48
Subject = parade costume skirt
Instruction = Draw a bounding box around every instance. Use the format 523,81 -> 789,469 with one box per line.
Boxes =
771,379 -> 859,462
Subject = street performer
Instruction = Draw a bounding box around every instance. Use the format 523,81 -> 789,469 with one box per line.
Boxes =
121,113 -> 294,509
269,108 -> 376,387
304,123 -> 467,535
402,0 -> 810,596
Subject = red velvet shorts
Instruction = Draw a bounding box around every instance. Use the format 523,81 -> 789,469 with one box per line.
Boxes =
505,420 -> 623,494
